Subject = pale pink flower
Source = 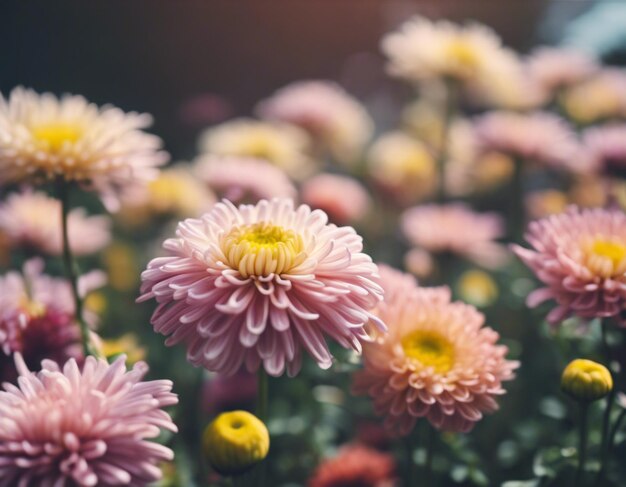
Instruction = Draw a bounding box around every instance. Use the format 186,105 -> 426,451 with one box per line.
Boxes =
301,173 -> 371,224
401,204 -> 508,269
580,124 -> 626,176
0,190 -> 111,256
194,155 -> 297,203
353,265 -> 518,434
257,80 -> 373,164
139,198 -> 384,377
0,354 -> 178,486
513,206 -> 626,326
527,47 -> 598,93
473,111 -> 580,170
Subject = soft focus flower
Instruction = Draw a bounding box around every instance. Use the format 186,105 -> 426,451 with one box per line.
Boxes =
526,47 -> 598,93
403,248 -> 435,279
100,333 -> 146,365
0,87 -> 167,209
401,203 -> 508,269
561,69 -> 626,124
194,155 -> 297,203
301,173 -> 371,224
473,111 -> 580,170
308,444 -> 397,487
580,124 -> 626,177
0,353 -> 178,486
353,265 -> 517,434
202,370 -> 257,416
382,16 -> 520,96
139,198 -> 384,376
199,118 -> 314,179
457,269 -> 498,308
513,206 -> 626,325
202,410 -> 269,475
561,359 -> 613,402
367,131 -> 436,204
525,189 -> 569,220
0,259 -> 104,380
257,80 -> 373,164
0,190 -> 111,256
104,242 -> 139,292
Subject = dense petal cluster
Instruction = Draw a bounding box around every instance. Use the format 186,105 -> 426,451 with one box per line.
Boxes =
0,190 -> 111,255
139,198 -> 384,376
0,354 -> 178,486
401,203 -> 508,269
0,87 -> 167,208
353,266 -> 518,434
513,206 -> 626,326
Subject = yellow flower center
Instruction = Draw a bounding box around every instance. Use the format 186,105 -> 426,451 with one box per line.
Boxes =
31,123 -> 83,151
445,38 -> 479,73
586,238 -> 626,277
19,298 -> 46,319
242,135 -> 279,162
401,330 -> 455,373
222,222 -> 305,278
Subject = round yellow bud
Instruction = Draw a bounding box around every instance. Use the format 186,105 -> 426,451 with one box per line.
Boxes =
202,410 -> 270,475
561,359 -> 613,402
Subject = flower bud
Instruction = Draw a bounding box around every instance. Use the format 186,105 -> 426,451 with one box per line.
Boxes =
561,359 -> 613,402
202,410 -> 269,475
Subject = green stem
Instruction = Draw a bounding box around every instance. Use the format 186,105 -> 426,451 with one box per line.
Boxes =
57,180 -> 98,358
575,403 -> 589,487
599,407 -> 626,485
404,430 -> 417,487
599,387 -> 616,474
425,424 -> 435,487
436,78 -> 457,204
255,369 -> 269,487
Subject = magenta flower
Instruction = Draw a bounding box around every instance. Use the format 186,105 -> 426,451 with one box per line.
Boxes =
0,354 -> 178,486
139,198 -> 384,377
513,206 -> 626,326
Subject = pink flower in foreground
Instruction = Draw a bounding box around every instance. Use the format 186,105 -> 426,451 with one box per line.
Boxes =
139,198 -> 384,377
0,190 -> 111,256
401,203 -> 508,269
0,354 -> 178,486
513,206 -> 626,326
301,173 -> 371,224
353,265 -> 518,434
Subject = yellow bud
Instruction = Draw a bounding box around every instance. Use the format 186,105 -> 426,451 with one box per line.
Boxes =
203,410 -> 269,475
561,359 -> 613,402
457,270 -> 498,308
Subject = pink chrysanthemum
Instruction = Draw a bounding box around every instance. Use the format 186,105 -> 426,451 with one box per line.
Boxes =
473,111 -> 580,170
400,203 -> 508,269
513,206 -> 626,326
139,198 -> 384,376
581,124 -> 626,177
526,47 -> 598,93
0,354 -> 178,486
194,155 -> 297,203
301,173 -> 371,224
353,265 -> 518,434
0,190 -> 111,256
308,444 -> 397,487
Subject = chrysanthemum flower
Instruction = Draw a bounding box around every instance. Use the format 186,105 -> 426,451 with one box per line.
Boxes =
194,155 -> 297,203
308,444 -> 397,487
139,198 -> 384,376
473,111 -> 580,170
0,190 -> 111,255
353,265 -> 518,434
580,124 -> 626,177
0,87 -> 168,209
526,47 -> 598,93
257,80 -> 373,164
198,118 -> 314,179
301,173 -> 371,224
513,206 -> 626,326
0,353 -> 178,486
401,203 -> 508,269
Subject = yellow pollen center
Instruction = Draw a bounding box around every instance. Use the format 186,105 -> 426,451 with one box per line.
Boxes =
242,136 -> 278,161
445,38 -> 479,71
586,239 -> 626,277
223,222 -> 304,278
19,298 -> 46,319
401,330 -> 455,373
32,123 -> 83,151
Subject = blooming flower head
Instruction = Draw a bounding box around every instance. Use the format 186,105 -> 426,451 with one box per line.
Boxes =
401,203 -> 508,269
139,198 -> 384,377
527,47 -> 598,94
382,16 -> 519,91
0,353 -> 178,486
580,124 -> 626,177
0,190 -> 111,256
194,155 -> 297,204
513,206 -> 626,326
199,118 -> 314,179
0,87 -> 168,209
473,111 -> 580,170
353,265 -> 518,434
257,80 -> 373,164
307,444 -> 397,487
301,173 -> 371,225
367,131 -> 436,204
561,69 -> 626,124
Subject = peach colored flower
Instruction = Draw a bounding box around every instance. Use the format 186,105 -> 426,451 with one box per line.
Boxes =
301,173 -> 371,224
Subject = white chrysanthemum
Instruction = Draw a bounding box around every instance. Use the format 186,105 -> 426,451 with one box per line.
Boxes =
0,87 -> 168,208
198,118 -> 314,179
